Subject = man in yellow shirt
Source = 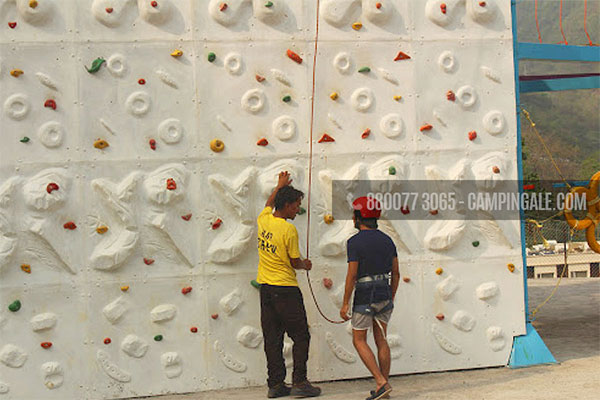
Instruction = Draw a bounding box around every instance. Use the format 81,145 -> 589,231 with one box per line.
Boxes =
257,171 -> 321,398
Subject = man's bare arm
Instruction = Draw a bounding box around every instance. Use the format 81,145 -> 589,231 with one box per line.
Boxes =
290,257 -> 312,270
342,261 -> 359,307
265,171 -> 292,208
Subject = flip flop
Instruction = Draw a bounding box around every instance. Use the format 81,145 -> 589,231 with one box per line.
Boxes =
366,383 -> 392,400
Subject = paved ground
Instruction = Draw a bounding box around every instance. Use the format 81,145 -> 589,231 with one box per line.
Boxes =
145,279 -> 599,400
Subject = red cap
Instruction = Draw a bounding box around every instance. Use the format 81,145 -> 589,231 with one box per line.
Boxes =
352,196 -> 381,219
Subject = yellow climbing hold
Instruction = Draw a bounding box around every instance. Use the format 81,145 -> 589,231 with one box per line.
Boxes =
352,22 -> 363,30
10,69 -> 24,77
210,139 -> 225,152
94,139 -> 109,149
21,264 -> 31,274
507,263 -> 515,273
171,49 -> 183,57
29,0 -> 38,8
435,267 -> 443,275
324,214 -> 334,224
120,285 -> 129,292
394,95 -> 402,101
96,226 -> 108,234
330,92 -> 339,100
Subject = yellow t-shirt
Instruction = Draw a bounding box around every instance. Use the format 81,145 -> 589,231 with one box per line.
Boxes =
256,206 -> 301,286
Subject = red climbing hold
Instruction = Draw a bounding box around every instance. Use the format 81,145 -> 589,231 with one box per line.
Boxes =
446,90 -> 455,101
211,313 -> 219,319
394,51 -> 411,61
166,178 -> 177,190
323,278 -> 333,289
44,99 -> 57,110
257,138 -> 269,146
8,22 -> 17,29
400,206 -> 410,215
420,124 -> 433,132
468,131 -> 477,141
492,166 -> 500,174
138,78 -> 146,85
149,139 -> 156,150
403,277 -> 411,283
212,218 -> 223,230
219,3 -> 228,12
361,128 -> 371,139
190,326 -> 198,333
151,1 -> 158,7
286,49 -> 303,64
104,338 -> 111,345
182,213 -> 192,221
105,7 -> 113,13
436,313 -> 445,321
255,74 -> 265,82
479,1 -> 486,6
41,342 -> 52,349
181,286 -> 192,295
63,221 -> 77,230
318,133 -> 335,143
440,3 -> 447,14
46,182 -> 59,194
430,209 -> 439,215
376,2 -> 382,9
143,258 -> 155,265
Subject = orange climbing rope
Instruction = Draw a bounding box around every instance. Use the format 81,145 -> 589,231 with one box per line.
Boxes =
584,0 -> 599,46
534,0 -> 542,43
305,0 -> 345,325
558,0 -> 568,44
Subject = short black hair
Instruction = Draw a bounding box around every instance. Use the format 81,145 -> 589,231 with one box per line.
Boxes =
274,186 -> 304,210
354,210 -> 378,229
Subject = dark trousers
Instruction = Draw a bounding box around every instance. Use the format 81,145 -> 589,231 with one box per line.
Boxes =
260,284 -> 310,388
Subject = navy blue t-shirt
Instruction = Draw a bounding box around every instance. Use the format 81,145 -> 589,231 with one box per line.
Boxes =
347,229 -> 397,306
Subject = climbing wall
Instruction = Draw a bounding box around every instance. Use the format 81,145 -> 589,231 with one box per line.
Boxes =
0,0 -> 525,399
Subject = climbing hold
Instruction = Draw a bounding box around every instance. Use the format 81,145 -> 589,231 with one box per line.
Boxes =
265,1 -> 273,7
393,95 -> 402,101
181,214 -> 192,221
255,74 -> 265,82
403,277 -> 410,283
29,0 -> 38,8
120,286 -> 129,292
149,139 -> 157,150
352,22 -> 363,30
435,267 -> 443,275
330,92 -> 339,100
94,139 -> 109,149
256,138 -> 269,146
20,137 -> 30,143
86,58 -> 105,74
468,131 -> 477,141
430,210 -> 439,215
479,1 -> 486,6
324,214 -> 334,224
138,79 -> 146,85
446,91 -> 455,101
219,3 -> 228,12
181,287 -> 192,295
388,166 -> 396,175
96,226 -> 108,234
44,99 -> 57,110
170,49 -> 183,58
376,2 -> 382,9
282,95 -> 291,103
208,52 -> 216,62
250,280 -> 261,289
212,218 -> 223,230
361,128 -> 371,139
166,178 -> 177,190
507,263 -> 515,273
492,166 -> 500,174
21,264 -> 31,274
211,314 -> 219,320
358,66 -> 371,73
472,241 -> 480,247
154,335 -> 163,342
286,49 -> 303,64
394,51 -> 411,61
46,183 -> 59,194
420,124 -> 433,132
104,338 -> 111,345
323,278 -> 333,289
400,206 -> 410,215
10,69 -> 24,77
298,207 -> 306,215
190,327 -> 198,333
8,22 -> 16,29
151,1 -> 158,7
105,7 -> 113,13
41,342 -> 52,349
318,133 -> 335,143
63,222 -> 77,230
8,300 -> 21,312
210,139 -> 225,152
441,3 -> 447,14
436,314 -> 445,321
143,258 -> 155,265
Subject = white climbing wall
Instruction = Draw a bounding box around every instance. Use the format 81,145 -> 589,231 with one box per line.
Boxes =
0,0 -> 526,398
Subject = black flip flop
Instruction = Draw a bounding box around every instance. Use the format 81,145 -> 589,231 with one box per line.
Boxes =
366,383 -> 392,400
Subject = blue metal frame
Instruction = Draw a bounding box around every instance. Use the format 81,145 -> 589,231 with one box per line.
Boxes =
517,42 -> 600,62
520,75 -> 600,93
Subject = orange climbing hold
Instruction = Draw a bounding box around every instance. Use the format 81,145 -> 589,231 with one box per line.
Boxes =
430,210 -> 439,215
446,90 -> 455,101
182,213 -> 192,221
441,3 -> 447,14
10,69 -> 24,77
63,221 -> 77,230
435,267 -> 443,275
394,51 -> 411,61
212,218 -> 223,230
507,263 -> 516,273
492,166 -> 500,174
324,214 -> 334,224
420,124 -> 433,132
41,342 -> 52,349
361,128 -> 371,139
94,139 -> 109,149
318,133 -> 335,143
96,225 -> 108,234
403,277 -> 410,283
120,285 -> 129,292
323,278 -> 333,289
166,178 -> 177,190
182,286 -> 193,295
143,258 -> 155,265
211,313 -> 219,319
44,99 -> 57,110
376,2 -> 382,9
257,138 -> 269,146
46,183 -> 59,194
255,74 -> 265,82
105,7 -> 113,13
219,3 -> 228,11
287,49 -> 303,64
436,313 -> 445,321
21,264 -> 31,274
468,131 -> 477,141
479,1 -> 486,6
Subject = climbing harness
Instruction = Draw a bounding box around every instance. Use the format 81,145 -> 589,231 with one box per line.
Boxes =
354,273 -> 394,339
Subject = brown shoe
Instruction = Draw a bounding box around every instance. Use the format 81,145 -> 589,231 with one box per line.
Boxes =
268,383 -> 291,398
290,380 -> 321,397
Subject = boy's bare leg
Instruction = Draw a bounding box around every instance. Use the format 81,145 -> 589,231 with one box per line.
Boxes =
352,329 -> 387,389
373,320 -> 391,380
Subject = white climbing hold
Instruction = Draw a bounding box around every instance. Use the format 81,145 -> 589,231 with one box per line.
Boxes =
220,288 -> 243,315
126,91 -> 152,116
102,296 -> 128,325
161,352 -> 183,379
158,118 -> 184,144
156,68 -> 178,88
433,109 -> 448,127
217,115 -> 232,132
96,350 -> 131,383
436,275 -> 459,300
333,52 -> 352,74
326,332 -> 356,363
438,50 -> 456,73
456,85 -> 478,109
121,334 -> 149,358
150,304 -> 177,323
0,381 -> 8,394
431,324 -> 462,355
214,340 -> 247,373
327,112 -> 342,129
378,68 -> 398,85
37,121 -> 65,149
0,344 -> 27,368
270,68 -> 292,86
107,53 -> 128,78
451,310 -> 476,332
224,52 -> 243,75
379,113 -> 404,138
36,72 -> 58,90
350,87 -> 374,112
272,115 -> 297,141
237,326 -> 263,348
241,88 -> 266,114
41,361 -> 64,390
30,313 -> 57,332
476,281 -> 500,300
486,326 -> 506,351
4,93 -> 30,121
483,110 -> 506,135
481,66 -> 501,83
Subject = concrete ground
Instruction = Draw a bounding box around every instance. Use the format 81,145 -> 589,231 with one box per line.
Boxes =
147,279 -> 599,400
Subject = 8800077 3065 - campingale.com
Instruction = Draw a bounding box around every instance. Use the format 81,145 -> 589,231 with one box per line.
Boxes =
466,191 -> 587,213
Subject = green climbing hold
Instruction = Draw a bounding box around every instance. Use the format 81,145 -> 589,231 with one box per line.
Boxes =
298,207 -> 306,215
251,280 -> 261,289
154,334 -> 163,342
8,300 -> 21,312
472,241 -> 480,247
20,136 -> 30,143
208,52 -> 216,62
358,66 -> 371,73
86,57 -> 105,73
265,1 -> 273,7
282,95 -> 291,103
388,166 -> 396,175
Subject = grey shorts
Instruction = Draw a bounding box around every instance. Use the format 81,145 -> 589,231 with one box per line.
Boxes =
351,300 -> 393,330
